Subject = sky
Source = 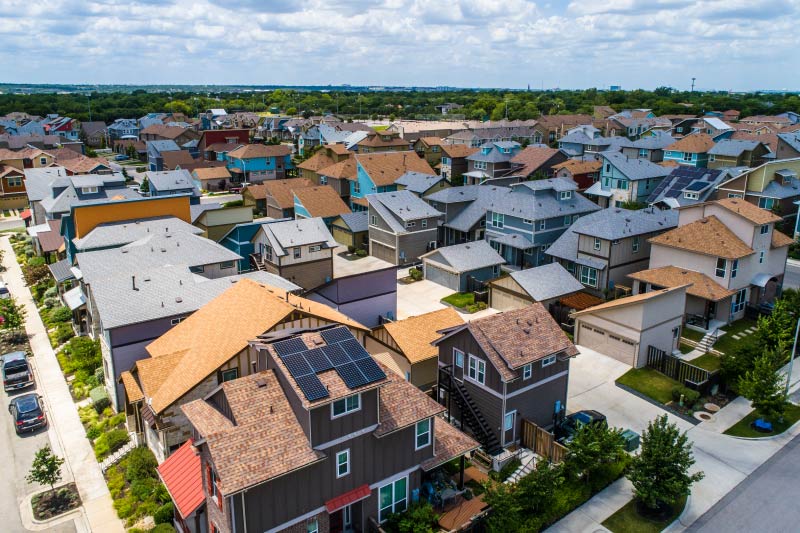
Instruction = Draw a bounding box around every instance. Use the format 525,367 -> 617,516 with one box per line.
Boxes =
1,0 -> 799,91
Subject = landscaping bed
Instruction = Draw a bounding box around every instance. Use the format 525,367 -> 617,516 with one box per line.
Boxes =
78,404 -> 129,460
105,447 -> 174,528
724,404 -> 800,438
55,336 -> 103,401
31,482 -> 81,521
441,292 -> 487,313
602,495 -> 687,533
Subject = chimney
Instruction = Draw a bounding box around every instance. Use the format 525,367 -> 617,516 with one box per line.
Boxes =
132,276 -> 138,291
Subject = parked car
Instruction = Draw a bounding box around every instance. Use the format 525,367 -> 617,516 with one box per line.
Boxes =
1,351 -> 33,391
8,393 -> 46,434
555,410 -> 607,443
115,154 -> 129,161
0,280 -> 9,299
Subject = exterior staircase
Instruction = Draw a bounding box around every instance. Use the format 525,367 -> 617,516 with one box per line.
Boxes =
249,253 -> 266,271
438,367 -> 502,455
696,329 -> 721,353
100,432 -> 140,473
506,449 -> 536,484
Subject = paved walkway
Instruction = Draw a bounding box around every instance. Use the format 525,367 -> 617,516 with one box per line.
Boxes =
1,237 -> 124,533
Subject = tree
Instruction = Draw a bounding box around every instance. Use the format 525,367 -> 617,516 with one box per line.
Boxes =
0,297 -> 26,331
754,299 -> 795,355
382,501 -> 439,533
27,446 -> 65,496
140,176 -> 150,193
22,263 -> 51,287
739,348 -> 788,423
515,460 -> 565,522
627,415 -> 704,512
483,480 -> 521,532
564,423 -> 625,484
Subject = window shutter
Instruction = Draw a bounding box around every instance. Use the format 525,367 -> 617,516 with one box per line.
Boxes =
206,464 -> 213,495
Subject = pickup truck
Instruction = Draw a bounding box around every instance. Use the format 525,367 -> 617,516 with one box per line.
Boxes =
2,351 -> 34,391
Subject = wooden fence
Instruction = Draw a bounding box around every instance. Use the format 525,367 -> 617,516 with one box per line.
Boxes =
520,419 -> 567,464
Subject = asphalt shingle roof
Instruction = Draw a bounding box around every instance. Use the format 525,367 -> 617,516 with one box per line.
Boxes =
73,216 -> 202,252
259,217 -> 338,257
336,211 -> 368,233
395,171 -> 445,194
602,151 -> 672,181
422,240 -> 505,273
707,139 -> 761,156
147,169 -> 196,192
508,263 -> 584,302
367,189 -> 442,224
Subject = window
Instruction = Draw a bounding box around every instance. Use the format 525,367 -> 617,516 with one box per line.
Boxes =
602,176 -> 611,187
170,317 -> 185,325
731,288 -> 747,314
490,212 -> 504,228
319,175 -> 328,185
308,245 -> 322,253
441,157 -> 450,165
559,190 -> 572,200
759,250 -> 765,264
189,265 -> 204,273
293,247 -> 302,259
336,449 -> 350,478
684,191 -> 699,200
331,394 -> 360,418
540,244 -> 549,252
504,412 -> 515,431
542,354 -> 557,367
453,348 -> 464,368
7,177 -> 22,187
81,186 -> 99,194
617,179 -> 629,190
682,152 -> 693,161
728,193 -> 743,199
306,520 -> 319,533
731,259 -> 738,279
709,154 -> 716,162
715,258 -> 726,278
632,235 -> 640,253
758,197 -> 775,210
639,149 -> 648,158
370,215 -> 377,226
207,464 -> 221,508
580,266 -> 598,287
474,161 -> 487,170
421,219 -> 428,228
760,224 -> 769,235
220,261 -> 235,269
415,419 -> 431,449
605,164 -> 610,173
593,237 -> 601,251
523,218 -> 533,225
221,368 -> 238,382
379,477 -> 408,523
673,326 -> 681,339
432,146 -> 440,153
405,221 -> 415,228
493,264 -> 500,276
467,355 -> 486,384
264,245 -> 273,261
353,182 -> 361,194
522,364 -> 532,380
39,157 -> 47,166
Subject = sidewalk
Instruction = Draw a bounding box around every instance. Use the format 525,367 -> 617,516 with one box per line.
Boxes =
1,237 -> 124,533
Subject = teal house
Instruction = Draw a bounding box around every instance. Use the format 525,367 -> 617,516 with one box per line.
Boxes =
226,144 -> 294,183
662,133 -> 716,168
349,151 -> 436,210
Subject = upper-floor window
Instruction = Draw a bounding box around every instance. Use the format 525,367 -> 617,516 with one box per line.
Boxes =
523,218 -> 533,225
319,175 -> 328,185
294,247 -> 302,259
602,176 -> 611,187
604,163 -> 610,173
39,157 -> 47,166
170,317 -> 185,326
221,368 -> 238,382
474,161 -> 487,170
415,419 -> 431,449
81,186 -> 98,194
728,193 -> 743,199
758,197 -> 774,210
308,245 -> 322,253
189,265 -> 205,274
731,259 -> 739,279
331,394 -> 360,418
468,355 -> 486,384
684,191 -> 699,200
563,215 -> 571,226
336,449 -> 350,478
539,220 -> 546,231
760,224 -> 769,235
432,146 -> 440,153
638,149 -> 648,158
353,182 -> 361,194
405,221 -> 416,229
453,348 -> 464,368
264,245 -> 273,261
370,215 -> 377,226
559,191 -> 572,200
421,219 -> 428,229
542,354 -> 557,367
709,155 -> 716,162
715,258 -> 727,278
682,152 -> 693,161
7,177 -> 22,187
593,237 -> 601,251
759,251 -> 765,264
206,463 -> 221,508
307,520 -> 319,533
632,236 -> 640,253
220,261 -> 235,270
617,179 -> 629,190
580,266 -> 598,288
490,212 -> 504,229
522,364 -> 532,380
441,157 -> 450,165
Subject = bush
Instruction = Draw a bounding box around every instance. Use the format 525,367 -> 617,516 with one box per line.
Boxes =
125,447 -> 158,482
94,429 -> 130,460
355,248 -> 367,257
466,301 -> 488,313
409,268 -> 423,281
44,286 -> 58,299
151,524 -> 177,533
28,256 -> 46,267
94,366 -> 105,384
113,494 -> 136,519
50,306 -> 72,324
106,464 -> 126,499
86,425 -> 102,440
671,386 -> 700,405
43,297 -> 61,309
90,386 -> 111,413
54,323 -> 75,344
154,502 -> 174,525
130,477 -> 160,501
222,199 -> 244,208
347,245 -> 355,253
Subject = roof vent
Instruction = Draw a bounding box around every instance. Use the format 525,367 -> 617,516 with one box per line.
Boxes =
523,328 -> 530,334
175,297 -> 182,303
255,378 -> 267,388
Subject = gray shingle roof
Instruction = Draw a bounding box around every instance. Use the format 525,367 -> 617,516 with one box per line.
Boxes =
466,142 -> 520,163
601,151 -> 672,181
707,139 -> 761,156
259,217 -> 337,257
509,263 -> 584,301
190,202 -> 222,223
395,171 -> 445,194
337,211 -> 368,233
425,185 -> 484,204
147,169 -> 196,192
47,259 -> 75,283
147,140 -> 180,153
422,240 -> 504,273
778,133 -> 800,152
753,175 -> 800,199
630,131 -> 675,150
23,167 -> 71,202
366,189 -> 442,224
490,187 -> 601,220
73,216 -> 203,252
39,181 -> 142,216
489,232 -> 533,249
512,177 -> 577,193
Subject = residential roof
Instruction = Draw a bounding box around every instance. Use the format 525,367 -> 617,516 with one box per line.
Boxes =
47,258 -> 75,283
509,146 -> 562,176
319,157 -> 357,180
511,177 -> 577,193
333,211 -> 368,233
161,150 -> 196,170
570,207 -> 678,241
192,166 -> 232,182
227,144 -> 292,159
571,286 -> 688,317
141,124 -> 191,140
147,139 -> 181,153
73,216 -> 201,252
293,186 -> 350,218
506,263 -> 584,302
777,132 -> 800,153
261,178 -> 313,208
630,131 -> 676,150
420,420 -> 481,472
702,117 -> 733,131
297,151 -> 336,173
707,139 -> 762,157
489,183 -> 601,221
425,184 -> 485,204
421,240 -> 505,273
80,121 -> 107,136
602,151 -> 672,181
146,169 -> 196,192
355,151 -> 436,186
373,364 -> 446,437
440,144 -> 479,158
647,166 -> 729,207
156,439 -> 204,519
713,197 -> 783,225
466,142 -> 521,163
665,133 -> 716,154
258,217 -> 338,256
772,230 -> 795,248
366,190 -> 442,231
395,171 -> 445,194
649,215 -> 753,259
551,158 -> 602,175
559,292 -> 605,311
36,219 -> 63,253
628,266 -> 736,302
381,308 -> 463,364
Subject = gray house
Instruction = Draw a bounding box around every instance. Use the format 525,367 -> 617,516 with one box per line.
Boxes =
421,240 -> 505,292
619,131 -> 675,162
463,141 -> 521,185
366,189 -> 443,265
147,140 -> 181,171
146,169 -> 200,201
647,166 -> 734,209
489,262 -> 585,312
425,185 -> 508,246
305,267 -> 397,327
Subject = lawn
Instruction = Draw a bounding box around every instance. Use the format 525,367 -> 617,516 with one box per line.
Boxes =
723,404 -> 800,438
616,368 -> 680,405
679,343 -> 694,355
603,496 -> 687,533
687,353 -> 721,372
441,292 -> 475,308
681,328 -> 705,342
713,319 -> 758,354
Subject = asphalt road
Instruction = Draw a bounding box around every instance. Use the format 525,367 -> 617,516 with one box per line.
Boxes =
784,261 -> 799,290
687,431 -> 800,533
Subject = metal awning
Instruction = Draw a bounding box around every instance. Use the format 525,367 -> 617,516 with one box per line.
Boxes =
751,272 -> 776,288
63,286 -> 86,310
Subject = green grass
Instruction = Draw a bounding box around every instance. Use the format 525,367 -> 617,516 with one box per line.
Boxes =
681,328 -> 704,342
616,368 -> 680,405
603,495 -> 687,533
679,343 -> 694,355
0,227 -> 25,234
688,353 -> 721,372
713,319 -> 758,354
723,404 -> 800,438
441,292 -> 475,308
373,125 -> 389,131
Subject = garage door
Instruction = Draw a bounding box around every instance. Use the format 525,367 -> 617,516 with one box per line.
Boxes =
424,262 -> 460,291
370,241 -> 396,264
490,287 -> 531,312
578,323 -> 636,366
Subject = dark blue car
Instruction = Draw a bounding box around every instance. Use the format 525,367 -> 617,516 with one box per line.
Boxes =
8,393 -> 47,434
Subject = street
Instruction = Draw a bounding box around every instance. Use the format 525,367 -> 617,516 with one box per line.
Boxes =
784,260 -> 799,290
687,432 -> 800,533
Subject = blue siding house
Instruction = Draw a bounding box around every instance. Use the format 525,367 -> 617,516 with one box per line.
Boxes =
146,170 -> 200,203
226,144 -> 293,183
662,133 -> 716,168
146,140 -> 181,171
585,152 -> 671,208
350,151 -> 436,210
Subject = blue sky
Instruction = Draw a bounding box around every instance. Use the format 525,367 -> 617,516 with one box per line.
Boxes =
0,0 -> 798,91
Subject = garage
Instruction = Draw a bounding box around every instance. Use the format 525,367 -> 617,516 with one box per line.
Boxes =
490,286 -> 531,311
577,323 -> 636,366
370,240 -> 396,265
424,263 -> 460,291
420,241 -> 505,293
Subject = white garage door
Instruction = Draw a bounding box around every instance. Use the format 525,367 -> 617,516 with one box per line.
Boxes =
490,288 -> 531,312
424,263 -> 460,291
371,241 -> 396,264
579,323 -> 637,366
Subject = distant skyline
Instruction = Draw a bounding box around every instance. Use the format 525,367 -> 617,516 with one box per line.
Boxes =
1,0 -> 798,91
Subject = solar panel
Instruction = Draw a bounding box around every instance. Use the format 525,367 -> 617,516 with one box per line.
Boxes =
295,373 -> 329,401
304,348 -> 334,373
322,344 -> 351,366
684,181 -> 708,191
320,327 -> 352,345
339,338 -> 369,360
355,357 -> 387,383
282,352 -> 313,378
274,338 -> 308,357
336,362 -> 369,388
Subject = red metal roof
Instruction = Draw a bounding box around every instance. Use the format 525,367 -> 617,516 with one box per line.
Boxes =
157,439 -> 204,519
325,484 -> 371,513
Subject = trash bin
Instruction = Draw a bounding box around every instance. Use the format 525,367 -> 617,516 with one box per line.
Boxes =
621,429 -> 640,452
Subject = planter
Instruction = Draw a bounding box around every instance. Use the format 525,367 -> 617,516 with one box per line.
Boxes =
31,482 -> 81,521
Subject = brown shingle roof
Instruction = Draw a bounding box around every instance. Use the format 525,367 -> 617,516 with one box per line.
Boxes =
205,142 -> 242,153
242,183 -> 267,200
120,371 -> 144,403
714,197 -> 782,225
357,132 -> 410,149
552,159 -> 602,175
441,144 -> 479,158
161,150 -> 196,170
297,151 -> 336,173
510,146 -> 562,176
140,124 -> 189,140
649,215 -> 753,259
628,266 -> 736,302
417,137 -> 444,147
374,363 -> 446,437
559,292 -> 605,311
355,151 -> 436,186
665,133 -> 715,154
328,144 -> 350,155
420,419 -> 480,471
292,186 -> 350,218
382,308 -> 463,364
772,229 -> 795,248
319,158 -> 357,180
192,166 -> 231,181
228,144 -> 292,159
571,286 -> 687,317
261,178 -> 313,208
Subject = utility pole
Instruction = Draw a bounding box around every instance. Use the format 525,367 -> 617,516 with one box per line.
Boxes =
87,94 -> 92,122
691,77 -> 696,93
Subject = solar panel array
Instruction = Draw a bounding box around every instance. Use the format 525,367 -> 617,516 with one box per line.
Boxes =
275,326 -> 387,401
648,166 -> 722,202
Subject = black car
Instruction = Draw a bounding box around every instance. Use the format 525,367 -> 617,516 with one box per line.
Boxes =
1,351 -> 33,391
8,393 -> 47,434
555,410 -> 607,443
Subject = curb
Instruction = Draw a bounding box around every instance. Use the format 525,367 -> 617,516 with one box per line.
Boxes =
614,382 -> 700,426
19,485 -> 84,531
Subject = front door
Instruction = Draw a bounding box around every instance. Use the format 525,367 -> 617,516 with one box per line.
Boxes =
343,504 -> 353,532
503,411 -> 516,446
706,301 -> 716,319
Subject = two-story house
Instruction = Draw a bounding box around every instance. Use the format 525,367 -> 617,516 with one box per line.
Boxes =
619,131 -> 675,162
776,132 -> 800,160
293,186 -> 351,226
551,158 -> 602,191
647,166 -> 730,209
424,185 -> 509,246
691,117 -> 734,140
707,139 -> 771,169
508,145 -> 568,178
253,177 -> 313,218
662,133 -> 716,168
586,151 -> 672,208
146,169 -> 201,201
351,130 -> 410,153
197,129 -> 250,158
413,136 -> 446,168
349,151 -> 436,210
714,158 -> 800,226
226,144 -> 293,183
297,144 -> 351,184
546,207 -> 679,296
140,124 -> 199,146
395,171 -> 449,197
42,115 -> 80,141
251,217 -> 338,289
463,141 -> 522,185
629,198 -> 793,329
147,140 -> 182,171
366,189 -> 442,265
107,118 -> 140,140
434,304 -> 579,453
439,144 -> 479,184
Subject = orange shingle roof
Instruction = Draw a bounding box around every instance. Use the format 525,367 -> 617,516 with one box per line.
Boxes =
355,151 -> 436,186
649,215 -> 753,259
552,159 -> 602,175
571,286 -> 687,317
319,158 -> 357,180
714,197 -> 782,225
261,178 -> 313,208
293,186 -> 350,218
772,229 -> 795,248
297,151 -> 336,173
228,144 -> 292,159
192,166 -> 231,181
628,266 -> 736,302
665,133 -> 715,154
441,144 -> 479,158
559,292 -> 605,311
382,308 -> 464,364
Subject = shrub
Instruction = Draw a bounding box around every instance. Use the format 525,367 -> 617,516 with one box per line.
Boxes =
50,306 -> 72,323
154,502 -> 174,524
44,286 -> 58,299
90,386 -> 111,413
94,366 -> 105,384
671,386 -> 700,405
409,268 -> 423,281
355,248 -> 368,257
125,448 -> 158,482
86,425 -> 102,440
113,494 -> 136,519
28,256 -> 46,267
106,465 -> 126,499
151,524 -> 177,533
54,323 -> 75,344
347,245 -> 355,253
94,429 -> 130,460
130,477 -> 160,501
43,297 -> 60,309
222,199 -> 244,208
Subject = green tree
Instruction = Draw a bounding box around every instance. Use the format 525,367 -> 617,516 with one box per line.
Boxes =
754,299 -> 795,355
0,297 -> 26,330
140,176 -> 150,193
382,501 -> 439,533
564,423 -> 625,484
483,480 -> 521,532
27,446 -> 65,496
515,460 -> 565,523
627,415 -> 704,511
739,348 -> 788,423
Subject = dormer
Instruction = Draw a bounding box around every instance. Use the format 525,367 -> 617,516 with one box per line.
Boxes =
481,146 -> 492,156
558,190 -> 573,201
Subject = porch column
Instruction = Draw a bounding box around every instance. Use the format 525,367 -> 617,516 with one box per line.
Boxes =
458,456 -> 465,490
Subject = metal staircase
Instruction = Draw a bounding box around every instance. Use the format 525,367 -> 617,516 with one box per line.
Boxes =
438,366 -> 502,455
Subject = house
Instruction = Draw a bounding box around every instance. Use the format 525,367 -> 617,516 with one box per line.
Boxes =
200,108 -> 229,130
436,102 -> 465,114
557,126 -> 608,157
251,217 -> 338,289
160,149 -> 196,171
489,263 -> 585,312
647,166 -> 730,209
350,130 -> 410,153
739,115 -> 792,128
197,129 -> 250,157
318,155 -> 358,203
147,140 -> 182,171
435,304 -> 579,452
421,240 -> 505,292
366,190 -> 442,265
305,266 -> 398,328
439,144 -> 479,183
191,204 -> 254,242
662,133 -> 716,168
605,117 -> 670,140
551,158 -> 602,191
366,308 -> 463,390
50,148 -> 112,175
508,146 -> 568,178
546,207 -> 678,296
707,139 -> 771,169
174,325 -> 477,533
28,218 -> 64,263
425,185 -> 506,246
296,147 -> 339,182
395,171 -> 449,197
42,115 -> 80,141
619,131 -> 676,162
191,166 -> 232,192
585,151 -> 671,208
349,151 -> 436,209
218,221 -> 269,273
146,170 -> 200,201
0,133 -> 65,151
463,141 -> 521,185
293,186 -> 351,225
120,280 -> 368,462
257,177 -> 313,218
691,117 -> 734,140
107,118 -> 140,140
330,211 -> 369,251
140,124 -> 199,146
413,137 -> 446,168
226,144 -> 293,183
722,110 -> 741,123
113,139 -> 146,159
80,121 -> 108,147
776,132 -> 800,160
534,114 -> 595,144
715,158 -> 800,224
629,199 -> 793,328
572,286 -> 688,367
